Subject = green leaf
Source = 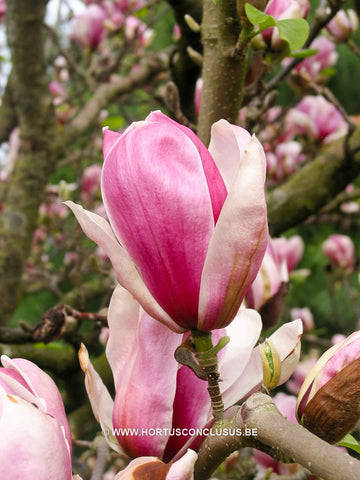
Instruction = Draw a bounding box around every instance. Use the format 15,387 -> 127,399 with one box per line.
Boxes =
277,18 -> 309,51
289,48 -> 317,59
338,434 -> 360,454
245,3 -> 309,51
245,3 -> 276,30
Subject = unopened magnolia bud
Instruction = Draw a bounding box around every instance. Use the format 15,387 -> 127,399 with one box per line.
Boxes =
184,14 -> 201,33
260,340 -> 281,389
296,331 -> 360,443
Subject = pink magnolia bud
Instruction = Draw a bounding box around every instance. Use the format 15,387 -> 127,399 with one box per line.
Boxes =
272,235 -> 304,272
296,331 -> 360,443
266,141 -> 305,183
285,35 -> 338,84
322,233 -> 355,270
73,5 -> 107,49
286,95 -> 347,144
81,164 -> 102,202
0,0 -> 5,19
246,239 -> 289,329
67,111 -> 269,332
290,307 -> 314,331
0,356 -> 72,478
327,9 -> 359,43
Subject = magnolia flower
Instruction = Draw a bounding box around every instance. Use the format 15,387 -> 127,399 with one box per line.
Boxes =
72,5 -> 107,49
266,141 -> 305,183
80,284 -> 302,461
296,330 -> 360,443
322,234 -> 355,271
286,95 -> 347,145
290,307 -> 314,332
272,235 -> 304,272
0,356 -> 73,479
326,9 -> 358,43
246,239 -> 289,329
285,36 -> 338,84
66,111 -> 268,332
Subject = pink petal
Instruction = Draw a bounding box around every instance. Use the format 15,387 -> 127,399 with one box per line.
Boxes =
112,304 -> 181,458
65,201 -> 182,332
198,135 -> 268,331
167,449 -> 197,480
0,389 -> 72,479
101,122 -> 215,329
0,356 -> 72,453
147,111 -> 227,222
208,119 -> 252,191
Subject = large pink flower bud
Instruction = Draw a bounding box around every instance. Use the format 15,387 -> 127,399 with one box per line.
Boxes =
296,331 -> 360,443
322,233 -> 355,270
327,9 -> 358,43
73,5 -> 107,49
67,111 -> 269,332
0,356 -> 73,479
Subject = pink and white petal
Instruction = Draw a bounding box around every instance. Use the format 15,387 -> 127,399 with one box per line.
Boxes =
221,347 -> 264,409
0,390 -> 72,480
112,312 -> 181,458
198,135 -> 268,331
106,285 -> 144,389
102,122 -> 215,329
102,127 -> 122,158
208,119 -> 252,191
79,344 -> 122,454
65,201 -> 181,332
0,356 -> 72,451
146,111 -> 227,222
219,308 -> 262,400
167,449 -> 197,480
267,319 -> 303,367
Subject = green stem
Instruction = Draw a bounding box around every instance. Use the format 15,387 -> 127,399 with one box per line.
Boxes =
191,330 -> 225,422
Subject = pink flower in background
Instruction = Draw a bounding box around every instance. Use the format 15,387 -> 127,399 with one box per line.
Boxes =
73,5 -> 107,49
67,111 -> 268,332
0,356 -> 73,479
326,9 -> 358,43
272,235 -> 304,272
81,164 -> 102,202
124,16 -> 154,46
266,141 -> 305,183
287,354 -> 318,394
291,307 -> 314,331
80,285 -> 302,462
0,0 -> 5,18
322,234 -> 355,270
246,239 -> 288,312
286,95 -> 347,144
286,36 -> 338,83
253,0 -> 310,49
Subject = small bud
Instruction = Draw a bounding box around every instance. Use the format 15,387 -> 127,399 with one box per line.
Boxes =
184,14 -> 201,33
260,340 -> 281,389
186,46 -> 203,67
296,331 -> 360,443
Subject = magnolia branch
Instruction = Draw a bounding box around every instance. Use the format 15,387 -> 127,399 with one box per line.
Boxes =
194,393 -> 360,480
